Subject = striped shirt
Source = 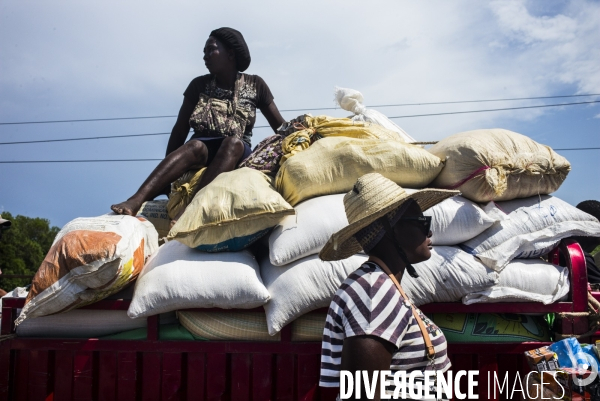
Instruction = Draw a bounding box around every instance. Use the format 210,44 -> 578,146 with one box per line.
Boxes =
320,262 -> 451,387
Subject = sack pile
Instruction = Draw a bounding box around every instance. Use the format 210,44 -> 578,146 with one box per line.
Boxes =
11,120 -> 600,343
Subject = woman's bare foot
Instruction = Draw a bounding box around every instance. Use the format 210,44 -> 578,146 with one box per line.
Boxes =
111,198 -> 143,216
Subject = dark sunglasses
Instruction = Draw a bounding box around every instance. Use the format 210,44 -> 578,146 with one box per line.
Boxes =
399,216 -> 432,235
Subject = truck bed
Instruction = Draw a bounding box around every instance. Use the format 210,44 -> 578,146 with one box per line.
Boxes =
0,240 -> 590,401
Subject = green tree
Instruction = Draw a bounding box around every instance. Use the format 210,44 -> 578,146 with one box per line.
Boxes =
0,212 -> 59,291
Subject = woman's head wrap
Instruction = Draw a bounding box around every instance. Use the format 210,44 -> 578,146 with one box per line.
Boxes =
210,27 -> 251,72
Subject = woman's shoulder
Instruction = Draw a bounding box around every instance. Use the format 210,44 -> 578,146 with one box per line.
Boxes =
338,262 -> 391,295
188,74 -> 212,85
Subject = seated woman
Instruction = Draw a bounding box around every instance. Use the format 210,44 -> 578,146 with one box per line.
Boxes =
111,27 -> 285,222
318,173 -> 459,400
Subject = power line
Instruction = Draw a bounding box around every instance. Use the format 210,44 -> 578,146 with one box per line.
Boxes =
387,100 -> 600,119
0,132 -> 170,145
1,93 -> 599,126
1,147 -> 599,163
1,100 -> 599,146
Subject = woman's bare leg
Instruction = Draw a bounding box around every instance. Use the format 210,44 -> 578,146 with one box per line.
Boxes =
111,140 -> 208,216
170,136 -> 245,226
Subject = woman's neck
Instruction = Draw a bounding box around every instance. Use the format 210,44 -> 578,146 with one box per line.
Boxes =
214,70 -> 238,90
368,242 -> 406,282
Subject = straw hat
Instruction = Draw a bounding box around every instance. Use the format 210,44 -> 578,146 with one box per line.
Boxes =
319,173 -> 459,261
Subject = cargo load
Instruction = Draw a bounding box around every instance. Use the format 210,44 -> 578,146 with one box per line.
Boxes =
428,129 -> 571,202
16,214 -> 158,326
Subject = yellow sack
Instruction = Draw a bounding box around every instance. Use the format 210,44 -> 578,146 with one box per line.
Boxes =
279,115 -> 402,164
137,200 -> 170,238
167,168 -> 206,219
168,167 -> 295,252
275,137 -> 444,206
428,129 -> 571,202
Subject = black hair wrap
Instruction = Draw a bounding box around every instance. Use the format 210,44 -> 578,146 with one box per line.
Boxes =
210,27 -> 251,72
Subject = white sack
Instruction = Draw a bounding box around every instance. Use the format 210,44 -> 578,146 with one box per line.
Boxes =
424,196 -> 498,246
260,254 -> 367,335
335,87 -> 416,143
16,310 -> 176,338
463,259 -> 570,305
269,194 -> 348,266
402,246 -> 498,307
461,195 -> 600,271
128,241 -> 270,318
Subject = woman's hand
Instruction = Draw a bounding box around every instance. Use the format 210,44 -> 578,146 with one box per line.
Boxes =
261,101 -> 286,133
340,335 -> 396,401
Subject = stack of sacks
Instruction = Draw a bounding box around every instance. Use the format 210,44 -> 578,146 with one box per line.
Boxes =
458,194 -> 600,304
15,214 -> 158,327
261,190 -> 505,335
167,167 -> 294,252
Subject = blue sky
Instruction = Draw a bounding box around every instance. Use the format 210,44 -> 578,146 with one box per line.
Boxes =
1,0 -> 598,228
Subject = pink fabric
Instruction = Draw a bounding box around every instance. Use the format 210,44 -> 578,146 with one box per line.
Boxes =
445,166 -> 490,190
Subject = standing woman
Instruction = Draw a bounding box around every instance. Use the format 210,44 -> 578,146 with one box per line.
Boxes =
111,28 -> 286,222
319,173 -> 459,400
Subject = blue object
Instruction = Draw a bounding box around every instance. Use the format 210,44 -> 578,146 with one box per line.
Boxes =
549,338 -> 589,369
194,228 -> 271,252
582,344 -> 600,371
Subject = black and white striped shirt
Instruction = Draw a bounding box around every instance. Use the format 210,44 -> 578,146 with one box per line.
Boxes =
320,262 -> 450,387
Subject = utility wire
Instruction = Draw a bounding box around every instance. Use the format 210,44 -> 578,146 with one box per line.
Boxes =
1,147 -> 599,163
387,100 -> 600,119
1,100 -> 599,146
1,93 -> 599,126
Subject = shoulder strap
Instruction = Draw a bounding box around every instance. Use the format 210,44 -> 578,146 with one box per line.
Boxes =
369,257 -> 436,360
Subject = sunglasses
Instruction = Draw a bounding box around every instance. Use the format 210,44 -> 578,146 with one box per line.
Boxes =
398,216 -> 432,235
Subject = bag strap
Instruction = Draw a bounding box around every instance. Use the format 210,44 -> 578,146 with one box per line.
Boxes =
368,256 -> 436,360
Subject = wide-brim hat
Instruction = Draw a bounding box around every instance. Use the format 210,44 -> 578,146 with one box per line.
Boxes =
319,173 -> 459,261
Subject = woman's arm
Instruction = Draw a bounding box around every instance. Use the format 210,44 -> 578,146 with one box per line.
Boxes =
166,97 -> 196,156
260,101 -> 286,133
341,335 -> 396,401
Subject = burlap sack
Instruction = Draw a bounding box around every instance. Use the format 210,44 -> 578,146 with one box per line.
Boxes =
275,137 -> 444,206
168,167 -> 294,252
428,129 -> 571,202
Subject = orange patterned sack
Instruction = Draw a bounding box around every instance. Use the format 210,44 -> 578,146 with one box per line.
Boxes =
15,214 -> 158,326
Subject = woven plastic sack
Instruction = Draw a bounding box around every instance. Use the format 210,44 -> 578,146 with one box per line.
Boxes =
167,168 -> 206,219
127,241 -> 270,318
275,136 -> 444,206
260,253 -> 367,335
461,195 -> 600,271
16,310 -> 176,338
269,194 -> 348,266
178,310 -> 279,342
137,200 -> 170,238
462,258 -> 569,305
16,215 -> 158,326
168,167 -> 295,252
428,129 -> 571,202
423,195 -> 499,246
401,246 -> 498,307
334,86 -> 416,143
